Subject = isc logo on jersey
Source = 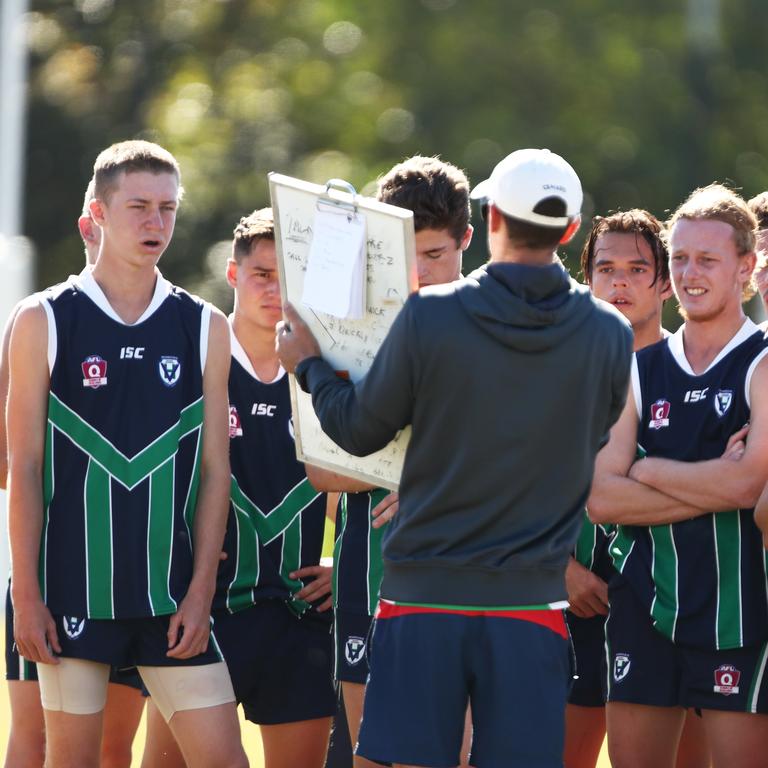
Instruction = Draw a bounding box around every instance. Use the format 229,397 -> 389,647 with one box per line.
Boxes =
251,403 -> 276,417
158,356 -> 181,387
648,399 -> 670,430
82,355 -> 108,389
229,406 -> 243,438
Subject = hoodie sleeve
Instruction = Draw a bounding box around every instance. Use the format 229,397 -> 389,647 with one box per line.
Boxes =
598,319 -> 634,448
300,299 -> 417,457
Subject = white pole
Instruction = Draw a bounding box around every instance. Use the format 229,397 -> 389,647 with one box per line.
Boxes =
0,0 -> 32,582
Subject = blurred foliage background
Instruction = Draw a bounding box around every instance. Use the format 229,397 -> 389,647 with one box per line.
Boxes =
23,0 -> 768,324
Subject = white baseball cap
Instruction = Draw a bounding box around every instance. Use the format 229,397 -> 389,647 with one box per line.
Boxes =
470,148 -> 582,227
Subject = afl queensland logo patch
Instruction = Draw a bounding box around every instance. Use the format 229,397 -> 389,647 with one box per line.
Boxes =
229,406 -> 243,438
714,390 -> 733,417
82,355 -> 108,389
713,664 -> 740,695
345,636 -> 366,666
158,356 -> 181,387
648,399 -> 670,430
62,616 -> 85,639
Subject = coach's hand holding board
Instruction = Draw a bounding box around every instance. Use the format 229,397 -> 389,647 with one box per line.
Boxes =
277,302 -> 321,372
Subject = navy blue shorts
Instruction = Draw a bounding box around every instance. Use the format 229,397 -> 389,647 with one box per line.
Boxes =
566,611 -> 607,707
212,600 -> 336,725
5,588 -> 142,689
51,612 -> 222,668
335,609 -> 374,684
357,605 -> 572,768
606,575 -> 768,713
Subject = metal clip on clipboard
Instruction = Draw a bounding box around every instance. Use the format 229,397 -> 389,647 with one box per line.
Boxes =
317,178 -> 359,222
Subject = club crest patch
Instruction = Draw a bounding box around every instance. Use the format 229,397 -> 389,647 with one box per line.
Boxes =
345,636 -> 366,666
62,616 -> 85,639
713,664 -> 740,695
648,399 -> 670,430
229,406 -> 243,438
714,390 -> 733,417
158,356 -> 181,387
613,653 -> 631,682
81,355 -> 108,389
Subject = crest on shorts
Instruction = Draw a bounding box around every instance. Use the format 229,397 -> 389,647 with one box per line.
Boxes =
345,636 -> 366,666
62,616 -> 85,639
648,399 -> 670,430
81,355 -> 108,389
714,390 -> 733,417
158,356 -> 181,387
713,664 -> 740,695
613,653 -> 631,682
229,406 -> 243,438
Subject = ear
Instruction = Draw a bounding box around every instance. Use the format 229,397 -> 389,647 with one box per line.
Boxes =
559,216 -> 581,245
739,250 -> 757,285
78,215 -> 99,244
487,204 -> 505,233
459,224 -> 474,251
659,278 -> 674,302
89,198 -> 106,227
226,258 -> 238,288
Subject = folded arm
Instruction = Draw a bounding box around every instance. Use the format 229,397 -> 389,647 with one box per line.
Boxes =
629,359 -> 768,511
588,384 -> 705,526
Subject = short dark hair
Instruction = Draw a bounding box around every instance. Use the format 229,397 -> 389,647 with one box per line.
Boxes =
377,155 -> 470,244
580,209 -> 669,287
748,191 -> 768,230
93,140 -> 181,203
232,207 -> 274,263
498,201 -> 569,250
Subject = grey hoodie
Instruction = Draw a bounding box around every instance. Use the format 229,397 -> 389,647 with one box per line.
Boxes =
298,260 -> 633,606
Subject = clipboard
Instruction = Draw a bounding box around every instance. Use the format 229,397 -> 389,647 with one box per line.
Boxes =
270,173 -> 418,490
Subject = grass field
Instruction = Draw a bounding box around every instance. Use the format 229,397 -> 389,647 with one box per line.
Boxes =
1,609 -> 611,766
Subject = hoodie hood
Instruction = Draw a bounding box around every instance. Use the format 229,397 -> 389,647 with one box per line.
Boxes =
456,261 -> 598,352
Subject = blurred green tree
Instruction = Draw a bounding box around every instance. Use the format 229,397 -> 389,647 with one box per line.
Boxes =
24,0 -> 768,326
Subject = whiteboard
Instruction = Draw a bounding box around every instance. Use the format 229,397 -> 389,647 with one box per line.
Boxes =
269,173 -> 418,490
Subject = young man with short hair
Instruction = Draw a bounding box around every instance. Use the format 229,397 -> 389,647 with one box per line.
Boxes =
589,184 -> 768,768
2,180 -> 147,768
277,148 -> 633,768
570,210 -> 709,768
7,140 -> 247,768
143,207 -> 337,768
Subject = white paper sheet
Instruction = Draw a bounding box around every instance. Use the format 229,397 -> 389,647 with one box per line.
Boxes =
301,207 -> 366,319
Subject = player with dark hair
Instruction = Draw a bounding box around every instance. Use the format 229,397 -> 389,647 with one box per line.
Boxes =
319,155 -> 474,768
590,184 -> 768,768
277,148 -> 633,768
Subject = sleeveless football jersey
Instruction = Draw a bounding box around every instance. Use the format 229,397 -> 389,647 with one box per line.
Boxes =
611,320 -> 768,650
41,269 -> 209,619
214,328 -> 326,615
333,489 -> 388,616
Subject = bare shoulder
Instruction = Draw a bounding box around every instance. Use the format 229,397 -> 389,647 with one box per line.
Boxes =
10,297 -> 48,347
203,307 -> 230,380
